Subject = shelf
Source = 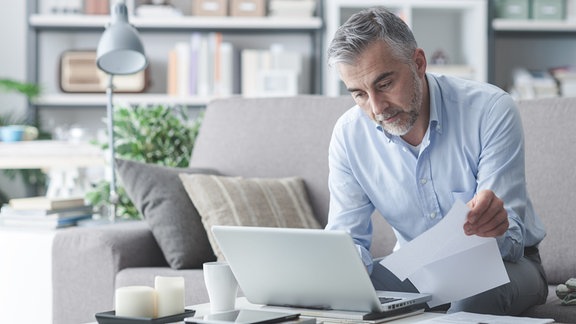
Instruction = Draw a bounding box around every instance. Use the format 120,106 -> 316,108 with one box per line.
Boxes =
323,0 -> 487,96
27,0 -> 324,134
33,93 -> 220,108
0,140 -> 105,169
492,18 -> 576,32
29,14 -> 323,31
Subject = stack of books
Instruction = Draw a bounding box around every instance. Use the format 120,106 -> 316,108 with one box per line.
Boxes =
510,68 -> 559,100
0,196 -> 93,229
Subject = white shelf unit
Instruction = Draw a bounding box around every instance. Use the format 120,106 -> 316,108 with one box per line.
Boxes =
26,0 -> 324,134
323,0 -> 488,97
29,14 -> 323,30
490,0 -> 576,91
492,18 -> 576,32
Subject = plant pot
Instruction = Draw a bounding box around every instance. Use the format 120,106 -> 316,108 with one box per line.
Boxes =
0,125 -> 26,142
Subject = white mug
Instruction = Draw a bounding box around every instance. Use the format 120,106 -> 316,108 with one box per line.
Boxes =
203,261 -> 238,313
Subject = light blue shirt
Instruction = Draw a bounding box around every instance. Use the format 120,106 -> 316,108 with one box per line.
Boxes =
326,73 -> 546,271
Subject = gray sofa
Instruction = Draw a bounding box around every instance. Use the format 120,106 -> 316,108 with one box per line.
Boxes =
52,96 -> 576,324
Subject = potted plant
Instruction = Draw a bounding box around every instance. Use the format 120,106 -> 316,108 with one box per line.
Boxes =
0,79 -> 41,139
85,103 -> 203,219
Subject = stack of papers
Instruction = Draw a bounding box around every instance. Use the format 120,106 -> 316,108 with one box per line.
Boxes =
415,311 -> 554,324
380,200 -> 510,308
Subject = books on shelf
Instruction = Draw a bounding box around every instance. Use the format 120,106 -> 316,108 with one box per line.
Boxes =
510,68 -> 559,100
167,33 -> 305,98
167,32 -> 240,98
8,196 -> 87,211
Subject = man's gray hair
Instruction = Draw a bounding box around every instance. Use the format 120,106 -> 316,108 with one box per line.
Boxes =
327,7 -> 418,68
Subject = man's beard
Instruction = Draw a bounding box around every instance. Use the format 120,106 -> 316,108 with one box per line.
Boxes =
377,68 -> 423,136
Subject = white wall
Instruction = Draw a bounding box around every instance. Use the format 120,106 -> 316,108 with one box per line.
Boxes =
0,0 -> 30,200
0,0 -> 28,117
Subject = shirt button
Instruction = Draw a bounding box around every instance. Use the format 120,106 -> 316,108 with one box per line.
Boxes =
420,178 -> 427,184
430,212 -> 437,219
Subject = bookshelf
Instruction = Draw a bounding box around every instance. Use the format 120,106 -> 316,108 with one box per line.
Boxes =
26,0 -> 324,133
489,0 -> 576,93
323,0 -> 488,96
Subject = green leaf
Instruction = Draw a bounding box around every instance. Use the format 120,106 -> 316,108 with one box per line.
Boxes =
85,103 -> 203,219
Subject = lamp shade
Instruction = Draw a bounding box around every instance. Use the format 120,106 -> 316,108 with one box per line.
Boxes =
96,1 -> 147,75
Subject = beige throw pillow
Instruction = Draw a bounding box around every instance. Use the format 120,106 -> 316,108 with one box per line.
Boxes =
179,174 -> 321,260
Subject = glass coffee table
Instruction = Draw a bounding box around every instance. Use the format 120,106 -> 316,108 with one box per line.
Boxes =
187,297 -> 443,323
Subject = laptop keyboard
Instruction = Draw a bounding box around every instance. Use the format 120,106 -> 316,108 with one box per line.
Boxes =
379,297 -> 401,304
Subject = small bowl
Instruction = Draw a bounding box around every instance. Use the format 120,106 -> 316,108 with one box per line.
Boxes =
0,125 -> 26,142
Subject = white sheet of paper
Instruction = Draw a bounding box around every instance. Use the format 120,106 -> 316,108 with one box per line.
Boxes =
379,200 -> 510,307
414,311 -> 554,324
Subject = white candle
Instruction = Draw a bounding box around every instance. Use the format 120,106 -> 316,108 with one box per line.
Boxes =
155,276 -> 185,317
115,286 -> 156,318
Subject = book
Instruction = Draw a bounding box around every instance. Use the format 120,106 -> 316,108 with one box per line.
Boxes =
167,48 -> 179,96
197,34 -> 212,96
8,196 -> 86,211
215,42 -> 240,96
0,213 -> 93,229
0,204 -> 93,218
189,32 -> 203,96
175,41 -> 191,97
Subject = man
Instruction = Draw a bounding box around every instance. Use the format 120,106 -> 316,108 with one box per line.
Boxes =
325,7 -> 548,315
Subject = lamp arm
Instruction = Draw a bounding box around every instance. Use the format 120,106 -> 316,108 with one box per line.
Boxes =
106,74 -> 118,222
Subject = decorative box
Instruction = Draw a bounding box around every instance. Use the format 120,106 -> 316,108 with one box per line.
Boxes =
230,0 -> 266,17
193,0 -> 228,16
494,0 -> 530,19
84,0 -> 110,15
532,0 -> 565,20
59,50 -> 148,93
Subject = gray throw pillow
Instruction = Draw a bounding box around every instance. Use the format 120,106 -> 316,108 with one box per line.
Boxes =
179,173 -> 321,261
116,158 -> 218,269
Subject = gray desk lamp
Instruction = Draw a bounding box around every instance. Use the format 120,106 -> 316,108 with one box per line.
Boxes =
96,0 -> 148,221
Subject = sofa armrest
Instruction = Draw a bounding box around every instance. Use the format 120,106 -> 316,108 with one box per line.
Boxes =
52,221 -> 167,324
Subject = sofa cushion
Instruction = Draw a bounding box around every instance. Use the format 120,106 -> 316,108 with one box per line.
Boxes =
517,98 -> 576,285
187,96 -> 356,226
116,158 -> 218,269
179,174 -> 321,260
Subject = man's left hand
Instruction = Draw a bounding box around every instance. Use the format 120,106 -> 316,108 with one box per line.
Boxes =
464,190 -> 509,237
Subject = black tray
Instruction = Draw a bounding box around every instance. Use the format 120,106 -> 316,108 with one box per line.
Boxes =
95,309 -> 196,324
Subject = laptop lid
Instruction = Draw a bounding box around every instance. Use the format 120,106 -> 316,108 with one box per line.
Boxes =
211,226 -> 430,315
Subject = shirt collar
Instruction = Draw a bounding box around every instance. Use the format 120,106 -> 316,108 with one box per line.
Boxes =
427,73 -> 443,135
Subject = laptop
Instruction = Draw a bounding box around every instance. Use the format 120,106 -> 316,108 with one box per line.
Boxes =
211,226 -> 432,321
